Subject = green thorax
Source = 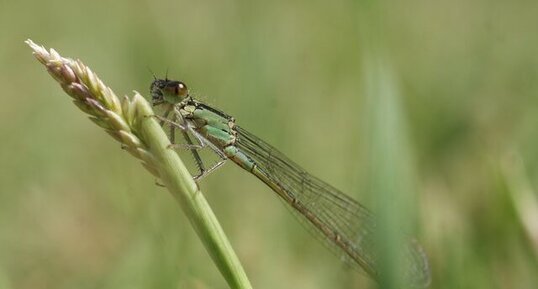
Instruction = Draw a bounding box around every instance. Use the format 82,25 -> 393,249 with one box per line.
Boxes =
180,100 -> 237,148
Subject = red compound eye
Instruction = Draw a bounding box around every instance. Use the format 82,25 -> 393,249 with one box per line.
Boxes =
175,82 -> 188,98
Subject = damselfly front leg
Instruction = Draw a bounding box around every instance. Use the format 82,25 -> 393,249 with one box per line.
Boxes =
158,105 -> 173,127
151,113 -> 185,130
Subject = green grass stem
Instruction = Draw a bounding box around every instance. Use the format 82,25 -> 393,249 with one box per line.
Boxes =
26,39 -> 252,289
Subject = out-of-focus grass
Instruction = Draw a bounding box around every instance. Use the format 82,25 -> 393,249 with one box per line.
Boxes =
361,54 -> 422,288
1,0 -> 538,288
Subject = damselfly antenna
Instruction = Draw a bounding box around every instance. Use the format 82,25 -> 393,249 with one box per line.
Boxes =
147,67 -> 157,80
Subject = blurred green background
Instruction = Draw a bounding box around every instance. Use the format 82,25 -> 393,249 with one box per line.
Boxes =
1,0 -> 537,288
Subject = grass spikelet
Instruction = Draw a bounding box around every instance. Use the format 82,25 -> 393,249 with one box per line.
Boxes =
26,39 -> 252,289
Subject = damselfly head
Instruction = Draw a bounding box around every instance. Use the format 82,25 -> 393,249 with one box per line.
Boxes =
150,78 -> 189,106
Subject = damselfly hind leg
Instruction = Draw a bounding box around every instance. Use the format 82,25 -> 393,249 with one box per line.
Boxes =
186,127 -> 228,181
178,126 -> 207,179
168,130 -> 227,181
152,111 -> 207,178
193,158 -> 226,181
156,113 -> 228,181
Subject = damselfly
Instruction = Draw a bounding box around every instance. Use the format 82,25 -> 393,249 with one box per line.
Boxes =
150,78 -> 430,287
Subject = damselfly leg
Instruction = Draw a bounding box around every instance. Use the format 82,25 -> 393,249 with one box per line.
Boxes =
153,113 -> 227,181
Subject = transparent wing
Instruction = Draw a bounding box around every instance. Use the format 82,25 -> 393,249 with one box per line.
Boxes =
235,126 -> 431,287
